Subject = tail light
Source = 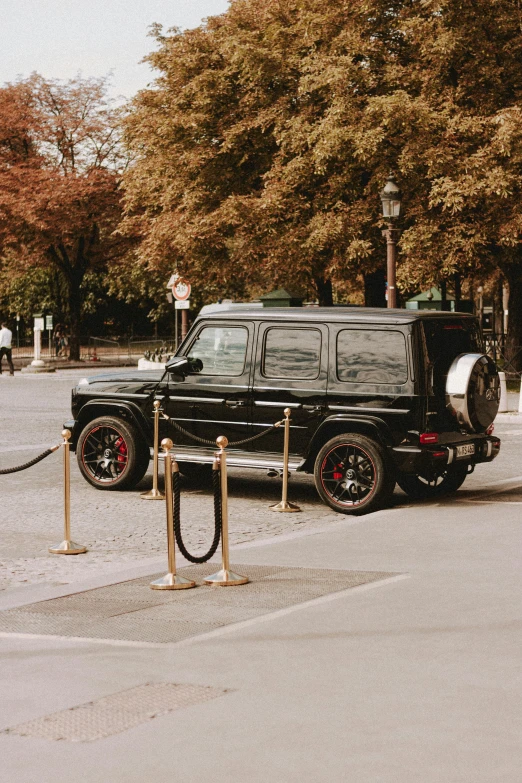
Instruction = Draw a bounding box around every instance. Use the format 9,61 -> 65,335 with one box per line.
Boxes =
420,432 -> 439,444
486,423 -> 494,435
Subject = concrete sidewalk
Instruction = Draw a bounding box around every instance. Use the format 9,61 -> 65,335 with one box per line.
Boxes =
0,486 -> 521,782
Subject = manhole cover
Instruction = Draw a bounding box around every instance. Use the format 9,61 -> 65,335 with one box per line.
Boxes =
0,563 -> 395,644
3,682 -> 229,742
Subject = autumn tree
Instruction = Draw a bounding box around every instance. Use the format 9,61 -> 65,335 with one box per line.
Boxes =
368,0 -> 522,358
123,1 -> 408,305
0,75 -> 128,359
124,0 -> 522,354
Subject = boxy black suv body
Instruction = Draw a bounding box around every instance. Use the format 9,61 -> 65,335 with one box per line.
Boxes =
67,308 -> 501,514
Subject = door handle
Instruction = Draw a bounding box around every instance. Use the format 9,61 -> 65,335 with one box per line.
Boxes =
302,405 -> 322,413
225,399 -> 246,407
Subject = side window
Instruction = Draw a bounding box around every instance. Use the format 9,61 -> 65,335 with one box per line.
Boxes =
263,328 -> 322,380
187,326 -> 248,377
337,330 -> 408,384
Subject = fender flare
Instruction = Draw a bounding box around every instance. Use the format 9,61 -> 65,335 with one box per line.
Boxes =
74,400 -> 151,449
302,414 -> 393,471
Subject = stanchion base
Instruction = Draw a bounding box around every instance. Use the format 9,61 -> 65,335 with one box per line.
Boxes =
150,573 -> 196,590
269,500 -> 302,513
204,568 -> 249,586
49,540 -> 87,555
140,488 -> 165,500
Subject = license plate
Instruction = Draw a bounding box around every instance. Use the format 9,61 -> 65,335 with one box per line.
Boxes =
456,444 -> 475,459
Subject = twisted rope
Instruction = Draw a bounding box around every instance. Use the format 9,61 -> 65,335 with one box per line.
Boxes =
173,464 -> 222,563
170,419 -> 283,447
0,445 -> 61,475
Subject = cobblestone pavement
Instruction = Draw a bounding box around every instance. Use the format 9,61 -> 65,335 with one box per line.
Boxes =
1,370 -> 521,592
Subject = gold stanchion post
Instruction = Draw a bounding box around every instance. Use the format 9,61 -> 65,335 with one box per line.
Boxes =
141,399 -> 165,500
49,430 -> 87,555
270,408 -> 301,512
150,438 -> 195,590
204,436 -> 248,586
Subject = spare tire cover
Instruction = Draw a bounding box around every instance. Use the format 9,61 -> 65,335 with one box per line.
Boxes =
446,353 -> 500,432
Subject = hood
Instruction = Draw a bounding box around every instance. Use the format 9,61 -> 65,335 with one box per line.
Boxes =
77,369 -> 166,386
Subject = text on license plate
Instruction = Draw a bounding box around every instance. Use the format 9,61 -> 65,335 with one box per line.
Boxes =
456,444 -> 475,458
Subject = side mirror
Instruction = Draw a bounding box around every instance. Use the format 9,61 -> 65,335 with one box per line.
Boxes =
165,356 -> 190,380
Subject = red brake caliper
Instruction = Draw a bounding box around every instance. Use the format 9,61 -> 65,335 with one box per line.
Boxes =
114,436 -> 127,472
333,463 -> 343,480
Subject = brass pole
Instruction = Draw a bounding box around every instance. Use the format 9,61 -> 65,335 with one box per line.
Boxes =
141,399 -> 165,500
270,408 -> 301,512
150,438 -> 195,590
204,436 -> 248,586
49,430 -> 87,555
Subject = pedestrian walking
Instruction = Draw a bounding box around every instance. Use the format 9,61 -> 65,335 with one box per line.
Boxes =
53,324 -> 63,357
0,320 -> 15,375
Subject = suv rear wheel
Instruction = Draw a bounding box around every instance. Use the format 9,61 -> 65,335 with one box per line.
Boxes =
397,462 -> 468,500
77,416 -> 150,490
314,434 -> 395,515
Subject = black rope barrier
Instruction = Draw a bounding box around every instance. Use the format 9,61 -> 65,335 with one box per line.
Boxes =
0,445 -> 61,475
173,462 -> 222,563
170,419 -> 283,447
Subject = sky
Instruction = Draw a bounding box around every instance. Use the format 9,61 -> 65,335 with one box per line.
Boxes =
0,0 -> 230,100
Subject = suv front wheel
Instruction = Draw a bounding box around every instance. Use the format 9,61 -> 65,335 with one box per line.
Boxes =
77,416 -> 150,490
314,434 -> 395,515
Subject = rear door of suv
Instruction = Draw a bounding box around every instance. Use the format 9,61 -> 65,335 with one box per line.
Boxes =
326,323 -> 416,439
251,321 -> 328,455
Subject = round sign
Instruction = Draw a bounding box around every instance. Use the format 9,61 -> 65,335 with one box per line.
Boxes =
172,280 -> 191,301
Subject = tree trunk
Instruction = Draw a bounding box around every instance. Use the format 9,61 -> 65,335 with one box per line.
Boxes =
314,276 -> 333,306
47,241 -> 89,361
66,276 -> 82,361
440,277 -> 451,311
364,269 -> 386,307
504,265 -> 522,372
453,272 -> 462,312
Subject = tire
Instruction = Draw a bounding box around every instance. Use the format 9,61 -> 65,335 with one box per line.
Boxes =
446,353 -> 499,432
177,462 -> 213,483
77,416 -> 149,490
314,434 -> 395,515
397,462 -> 468,500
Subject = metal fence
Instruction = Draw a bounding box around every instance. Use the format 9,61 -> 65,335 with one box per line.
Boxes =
11,335 -> 176,364
81,336 -> 176,364
12,336 -> 57,360
485,339 -> 522,380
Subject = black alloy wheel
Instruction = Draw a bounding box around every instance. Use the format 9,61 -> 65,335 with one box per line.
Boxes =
314,434 -> 395,515
77,416 -> 149,490
397,462 -> 469,500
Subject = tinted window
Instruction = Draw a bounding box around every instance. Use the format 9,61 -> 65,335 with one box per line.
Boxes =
423,319 -> 482,394
263,328 -> 321,380
187,326 -> 248,376
337,330 -> 407,384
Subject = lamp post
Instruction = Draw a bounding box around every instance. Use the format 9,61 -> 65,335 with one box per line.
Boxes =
380,173 -> 402,309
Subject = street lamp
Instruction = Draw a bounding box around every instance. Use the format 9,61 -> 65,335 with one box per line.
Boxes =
380,173 -> 402,309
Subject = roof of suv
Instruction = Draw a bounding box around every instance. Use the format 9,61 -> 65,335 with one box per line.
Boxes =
197,307 -> 476,325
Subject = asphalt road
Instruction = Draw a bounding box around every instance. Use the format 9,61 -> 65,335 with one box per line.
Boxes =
1,370 -> 521,593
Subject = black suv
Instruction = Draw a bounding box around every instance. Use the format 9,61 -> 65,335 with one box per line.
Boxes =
67,308 -> 501,515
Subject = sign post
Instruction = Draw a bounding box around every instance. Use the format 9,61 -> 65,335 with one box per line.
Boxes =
45,315 -> 53,357
167,275 -> 192,344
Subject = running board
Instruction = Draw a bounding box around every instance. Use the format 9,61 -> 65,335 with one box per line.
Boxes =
155,446 -> 304,472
